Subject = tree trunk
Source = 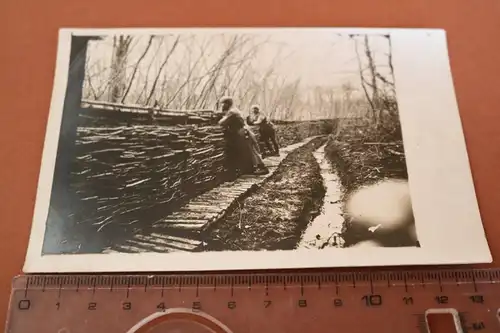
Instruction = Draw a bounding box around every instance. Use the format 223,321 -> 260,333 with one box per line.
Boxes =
364,35 -> 380,125
121,35 -> 154,103
387,35 -> 396,84
354,38 -> 376,119
109,35 -> 132,103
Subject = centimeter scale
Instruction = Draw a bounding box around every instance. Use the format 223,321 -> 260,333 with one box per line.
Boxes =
5,268 -> 500,333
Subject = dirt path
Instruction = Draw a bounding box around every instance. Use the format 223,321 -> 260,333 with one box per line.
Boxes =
205,136 -> 327,251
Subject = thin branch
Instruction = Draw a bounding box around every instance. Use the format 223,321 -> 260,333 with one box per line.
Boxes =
145,36 -> 181,105
85,74 -> 98,100
135,36 -> 165,104
194,35 -> 242,108
121,35 -> 155,103
354,38 -> 376,116
167,38 -> 211,107
375,73 -> 394,86
387,36 -> 396,84
364,35 -> 378,102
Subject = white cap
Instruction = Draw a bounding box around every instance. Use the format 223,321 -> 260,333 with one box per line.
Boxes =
219,96 -> 234,104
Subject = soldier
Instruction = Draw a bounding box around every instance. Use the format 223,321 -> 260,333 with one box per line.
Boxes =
250,105 -> 279,156
218,97 -> 269,176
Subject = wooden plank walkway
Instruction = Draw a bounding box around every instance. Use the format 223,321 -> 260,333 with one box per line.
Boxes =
103,135 -> 322,254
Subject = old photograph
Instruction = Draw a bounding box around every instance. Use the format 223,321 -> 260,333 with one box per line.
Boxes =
24,28 -> 491,272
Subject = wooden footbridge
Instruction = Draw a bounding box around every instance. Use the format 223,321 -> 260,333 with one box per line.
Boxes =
103,136 -> 321,254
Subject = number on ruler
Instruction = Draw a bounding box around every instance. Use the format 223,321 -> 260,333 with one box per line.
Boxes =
469,295 -> 484,304
17,300 -> 30,311
192,301 -> 202,311
362,295 -> 382,307
435,296 -> 448,304
122,302 -> 131,311
88,302 -> 97,310
471,322 -> 486,330
403,297 -> 413,305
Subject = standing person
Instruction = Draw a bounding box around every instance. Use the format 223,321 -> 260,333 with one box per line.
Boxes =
218,97 -> 269,176
250,105 -> 280,156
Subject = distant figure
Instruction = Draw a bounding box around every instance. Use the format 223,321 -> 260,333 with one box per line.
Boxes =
148,100 -> 160,125
249,105 -> 279,156
218,97 -> 269,176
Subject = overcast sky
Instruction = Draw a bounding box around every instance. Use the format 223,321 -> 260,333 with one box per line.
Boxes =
86,29 -> 392,92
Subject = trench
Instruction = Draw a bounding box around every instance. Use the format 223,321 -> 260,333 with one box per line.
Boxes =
204,136 -> 328,251
297,143 -> 345,249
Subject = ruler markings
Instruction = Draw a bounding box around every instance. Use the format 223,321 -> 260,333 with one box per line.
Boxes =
12,268 -> 500,292
369,274 -> 374,294
58,280 -> 63,298
472,274 -> 478,292
8,270 -> 500,333
489,271 -> 498,282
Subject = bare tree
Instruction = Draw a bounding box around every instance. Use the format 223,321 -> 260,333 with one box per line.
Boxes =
193,35 -> 246,108
109,35 -> 133,102
145,36 -> 181,106
121,35 -> 155,103
84,48 -> 118,101
386,35 -> 395,84
285,79 -> 302,119
353,37 -> 376,119
364,36 -> 379,104
83,32 -> 396,124
133,36 -> 165,104
163,36 -> 227,108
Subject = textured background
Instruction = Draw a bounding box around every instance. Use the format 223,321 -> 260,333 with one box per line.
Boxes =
1,0 -> 500,327
61,121 -> 329,230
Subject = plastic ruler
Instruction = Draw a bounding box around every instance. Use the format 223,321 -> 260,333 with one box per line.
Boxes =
5,268 -> 500,333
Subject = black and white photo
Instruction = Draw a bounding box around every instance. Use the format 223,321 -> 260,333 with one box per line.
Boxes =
24,28 -> 491,272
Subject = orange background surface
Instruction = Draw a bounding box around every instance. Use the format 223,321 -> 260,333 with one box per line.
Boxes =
1,0 -> 500,328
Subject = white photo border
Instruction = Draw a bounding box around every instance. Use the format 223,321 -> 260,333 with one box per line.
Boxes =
23,27 -> 491,273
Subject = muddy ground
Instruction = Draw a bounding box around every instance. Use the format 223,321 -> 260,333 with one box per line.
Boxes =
324,123 -> 417,248
205,136 -> 327,251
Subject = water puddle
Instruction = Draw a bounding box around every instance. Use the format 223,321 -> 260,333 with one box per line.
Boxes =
297,144 -> 345,249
